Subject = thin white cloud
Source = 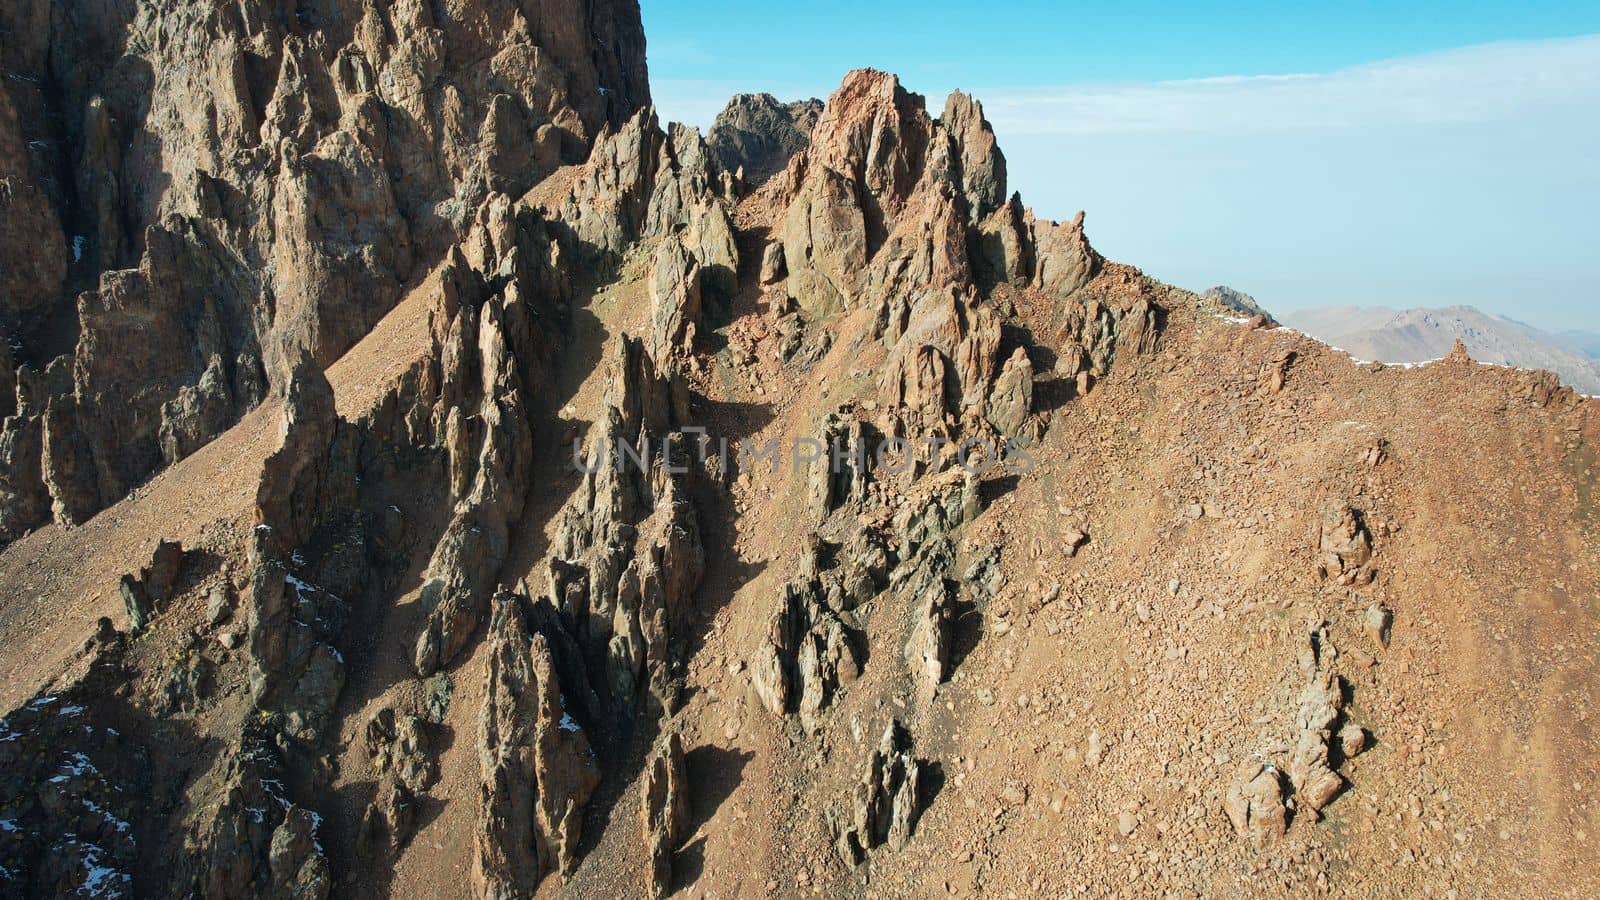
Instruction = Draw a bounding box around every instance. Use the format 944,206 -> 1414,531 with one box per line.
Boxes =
975,34 -> 1600,135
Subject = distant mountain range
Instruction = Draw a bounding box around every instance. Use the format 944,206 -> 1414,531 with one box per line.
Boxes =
1206,289 -> 1600,394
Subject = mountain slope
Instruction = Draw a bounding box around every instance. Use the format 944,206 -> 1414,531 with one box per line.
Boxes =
0,12 -> 1597,900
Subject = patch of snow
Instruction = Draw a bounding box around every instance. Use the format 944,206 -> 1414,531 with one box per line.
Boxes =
29,695 -> 59,709
71,840 -> 132,895
0,819 -> 17,832
59,705 -> 85,716
82,799 -> 132,834
71,235 -> 86,263
558,712 -> 581,734
284,573 -> 317,597
50,752 -> 99,783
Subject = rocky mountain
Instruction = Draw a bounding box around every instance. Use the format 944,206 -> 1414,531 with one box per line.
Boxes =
2,4 -> 1598,900
1282,303 -> 1600,394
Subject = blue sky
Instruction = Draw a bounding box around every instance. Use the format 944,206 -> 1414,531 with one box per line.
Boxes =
642,2 -> 1600,333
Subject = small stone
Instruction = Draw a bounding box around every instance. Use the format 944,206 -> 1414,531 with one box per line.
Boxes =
1117,811 -> 1138,836
1064,529 -> 1089,557
205,585 -> 233,628
1339,722 -> 1367,758
1364,603 -> 1393,649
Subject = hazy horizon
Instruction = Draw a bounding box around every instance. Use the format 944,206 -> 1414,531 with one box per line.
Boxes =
644,3 -> 1600,334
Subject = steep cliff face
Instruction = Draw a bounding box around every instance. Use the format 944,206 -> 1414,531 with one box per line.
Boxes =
1,15 -> 1598,900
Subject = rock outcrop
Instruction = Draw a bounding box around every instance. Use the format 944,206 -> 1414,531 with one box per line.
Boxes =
830,720 -> 924,865
642,730 -> 691,898
0,0 -> 652,544
1226,623 -> 1365,844
750,530 -> 892,726
548,337 -> 705,718
1223,761 -> 1289,845
475,593 -> 601,897
707,93 -> 824,187
1316,502 -> 1376,586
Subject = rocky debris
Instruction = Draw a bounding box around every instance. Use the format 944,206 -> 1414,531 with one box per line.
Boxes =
1316,502 -> 1376,585
707,93 -> 824,188
475,594 -> 601,897
364,708 -> 437,795
1223,761 -> 1289,845
831,720 -> 924,865
641,730 -> 691,899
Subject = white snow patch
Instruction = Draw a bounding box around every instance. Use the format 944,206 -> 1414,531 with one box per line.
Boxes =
559,712 -> 581,734
0,819 -> 17,832
71,235 -> 86,263
59,705 -> 85,716
49,752 -> 98,783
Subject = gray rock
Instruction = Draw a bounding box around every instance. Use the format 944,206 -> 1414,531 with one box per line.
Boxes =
642,730 -> 691,898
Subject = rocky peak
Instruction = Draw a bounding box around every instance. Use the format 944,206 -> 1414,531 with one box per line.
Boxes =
707,92 -> 824,187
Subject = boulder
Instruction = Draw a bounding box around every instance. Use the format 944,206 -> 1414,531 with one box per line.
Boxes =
986,346 -> 1034,437
1223,761 -> 1289,844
